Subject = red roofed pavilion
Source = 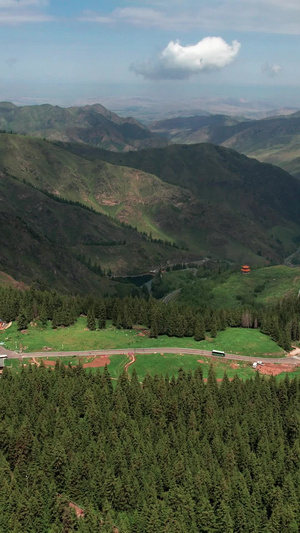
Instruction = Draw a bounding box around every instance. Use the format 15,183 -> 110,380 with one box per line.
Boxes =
241,265 -> 251,274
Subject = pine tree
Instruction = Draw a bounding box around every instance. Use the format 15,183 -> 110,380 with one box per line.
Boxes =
196,498 -> 218,532
39,304 -> 48,327
17,309 -> 29,331
215,501 -> 234,533
150,319 -> 158,339
194,317 -> 205,341
51,310 -> 59,329
210,317 -> 218,338
87,309 -> 96,331
184,308 -> 195,337
98,301 -> 106,329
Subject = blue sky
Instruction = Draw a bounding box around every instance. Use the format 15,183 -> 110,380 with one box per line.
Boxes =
1,0 -> 300,112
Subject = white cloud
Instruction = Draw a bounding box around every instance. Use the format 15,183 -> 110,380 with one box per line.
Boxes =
261,63 -> 282,77
130,37 -> 240,80
80,1 -> 300,34
0,0 -> 48,8
0,0 -> 51,24
0,13 -> 52,22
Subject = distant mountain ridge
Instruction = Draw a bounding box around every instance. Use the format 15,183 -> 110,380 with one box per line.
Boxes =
0,101 -> 168,152
150,111 -> 300,178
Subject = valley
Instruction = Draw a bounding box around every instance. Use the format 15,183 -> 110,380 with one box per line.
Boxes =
2,100 -> 300,533
150,111 -> 300,178
1,118 -> 300,291
4,2 -> 300,530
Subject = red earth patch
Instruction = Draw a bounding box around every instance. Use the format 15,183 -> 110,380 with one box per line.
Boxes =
43,360 -> 56,366
83,356 -> 110,368
258,363 -> 298,376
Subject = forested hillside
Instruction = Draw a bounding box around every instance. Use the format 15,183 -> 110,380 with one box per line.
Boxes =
0,169 -> 197,290
1,362 -> 300,532
2,131 -> 300,290
55,140 -> 300,264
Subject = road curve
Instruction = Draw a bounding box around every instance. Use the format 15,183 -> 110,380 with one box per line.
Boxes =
2,346 -> 298,365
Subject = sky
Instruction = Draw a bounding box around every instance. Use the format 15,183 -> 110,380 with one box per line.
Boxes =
0,0 -> 300,114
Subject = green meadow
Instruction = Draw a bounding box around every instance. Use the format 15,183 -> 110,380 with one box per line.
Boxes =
127,353 -> 255,381
1,318 -> 284,357
5,352 -> 292,383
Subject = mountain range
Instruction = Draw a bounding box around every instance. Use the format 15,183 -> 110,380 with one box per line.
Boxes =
150,112 -> 300,178
0,101 -> 167,152
1,131 -> 300,282
1,101 -> 300,293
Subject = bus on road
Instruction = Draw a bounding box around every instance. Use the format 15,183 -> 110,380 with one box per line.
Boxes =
211,349 -> 225,357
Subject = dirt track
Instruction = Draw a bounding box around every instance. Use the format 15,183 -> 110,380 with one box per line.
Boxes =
5,347 -> 298,365
124,352 -> 136,372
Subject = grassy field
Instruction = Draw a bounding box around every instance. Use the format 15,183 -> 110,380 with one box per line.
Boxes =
1,318 -> 285,357
3,352 -> 257,381
211,265 -> 300,307
5,353 -> 293,383
127,353 -> 255,381
156,265 -> 300,308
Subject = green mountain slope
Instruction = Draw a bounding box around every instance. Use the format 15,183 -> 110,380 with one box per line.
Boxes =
152,264 -> 300,308
0,171 -> 199,291
0,101 -> 167,152
52,140 -> 300,263
1,133 -> 300,270
150,112 -> 300,177
0,133 -> 200,246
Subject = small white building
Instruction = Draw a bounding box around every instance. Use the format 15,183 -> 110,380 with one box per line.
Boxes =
0,355 -> 7,368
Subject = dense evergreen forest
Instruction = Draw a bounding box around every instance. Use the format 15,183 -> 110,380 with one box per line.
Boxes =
1,364 -> 300,532
0,285 -> 300,350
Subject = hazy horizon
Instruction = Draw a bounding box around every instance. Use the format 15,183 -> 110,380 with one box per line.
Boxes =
1,0 -> 300,118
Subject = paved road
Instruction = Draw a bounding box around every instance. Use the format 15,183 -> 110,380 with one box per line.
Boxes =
1,346 -> 298,365
162,288 -> 182,304
0,346 -> 19,359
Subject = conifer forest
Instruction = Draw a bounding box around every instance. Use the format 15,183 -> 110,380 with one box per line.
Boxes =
1,286 -> 300,350
1,285 -> 300,530
1,363 -> 300,532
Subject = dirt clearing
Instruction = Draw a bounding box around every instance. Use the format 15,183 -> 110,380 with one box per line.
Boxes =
30,355 -> 111,368
83,356 -> 110,368
258,363 -> 298,376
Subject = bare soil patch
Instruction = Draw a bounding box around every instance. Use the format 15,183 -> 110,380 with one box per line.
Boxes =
69,501 -> 84,518
82,355 -> 110,368
289,346 -> 300,357
43,360 -> 56,367
31,355 -> 111,368
258,363 -> 298,376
